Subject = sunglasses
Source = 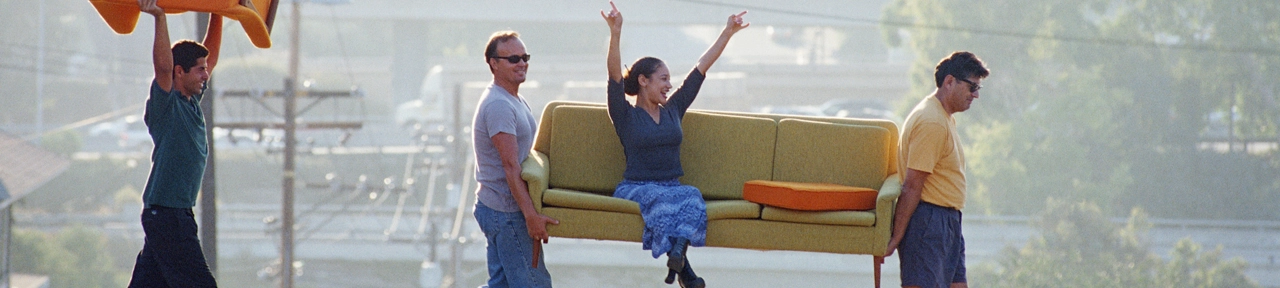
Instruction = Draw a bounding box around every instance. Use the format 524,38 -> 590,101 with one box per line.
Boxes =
489,54 -> 531,64
956,77 -> 982,93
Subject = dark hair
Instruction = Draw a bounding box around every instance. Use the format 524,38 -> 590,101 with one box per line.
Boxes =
623,57 -> 665,96
172,40 -> 209,73
933,51 -> 989,88
484,30 -> 521,61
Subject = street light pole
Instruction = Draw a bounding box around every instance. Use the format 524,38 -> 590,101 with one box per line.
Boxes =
35,0 -> 45,143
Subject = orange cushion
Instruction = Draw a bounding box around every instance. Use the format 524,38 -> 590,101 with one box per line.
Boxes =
742,180 -> 877,211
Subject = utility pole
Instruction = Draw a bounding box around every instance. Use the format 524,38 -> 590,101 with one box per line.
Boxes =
196,12 -> 219,276
281,1 -> 301,287
216,2 -> 359,286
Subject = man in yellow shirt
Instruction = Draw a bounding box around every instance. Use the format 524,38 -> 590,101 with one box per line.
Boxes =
886,51 -> 989,288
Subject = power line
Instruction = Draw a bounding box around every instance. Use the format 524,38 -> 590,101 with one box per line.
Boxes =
0,41 -> 153,67
20,103 -> 144,142
327,5 -> 357,85
0,62 -> 151,84
669,0 -> 1280,56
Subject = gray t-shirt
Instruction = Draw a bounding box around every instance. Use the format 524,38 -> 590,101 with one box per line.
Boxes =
472,83 -> 537,212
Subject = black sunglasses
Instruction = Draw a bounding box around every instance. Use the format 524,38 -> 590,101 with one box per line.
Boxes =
489,54 -> 531,64
956,77 -> 982,93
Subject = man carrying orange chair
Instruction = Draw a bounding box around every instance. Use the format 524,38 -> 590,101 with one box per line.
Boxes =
126,0 -> 229,286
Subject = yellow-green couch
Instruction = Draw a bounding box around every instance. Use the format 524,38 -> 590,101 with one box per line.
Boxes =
522,101 -> 901,287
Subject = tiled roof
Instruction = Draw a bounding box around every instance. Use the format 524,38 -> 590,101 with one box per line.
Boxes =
0,131 -> 70,207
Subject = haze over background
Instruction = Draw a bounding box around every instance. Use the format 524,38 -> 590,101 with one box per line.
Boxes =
2,0 -> 1277,287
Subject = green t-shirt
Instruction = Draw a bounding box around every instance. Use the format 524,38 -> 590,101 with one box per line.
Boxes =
141,80 -> 208,208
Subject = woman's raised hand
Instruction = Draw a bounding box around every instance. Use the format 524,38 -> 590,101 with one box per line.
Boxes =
725,11 -> 750,34
601,1 -> 623,33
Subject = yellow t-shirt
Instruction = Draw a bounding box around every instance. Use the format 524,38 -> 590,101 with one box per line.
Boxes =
898,96 -> 966,209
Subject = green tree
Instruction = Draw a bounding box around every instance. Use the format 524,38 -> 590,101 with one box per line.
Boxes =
971,199 -> 1258,287
12,226 -> 129,288
39,129 -> 82,157
1159,238 -> 1257,287
27,158 -> 149,213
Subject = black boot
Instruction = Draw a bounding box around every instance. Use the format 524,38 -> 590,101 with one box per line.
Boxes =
678,261 -> 705,288
664,238 -> 689,284
666,238 -> 690,273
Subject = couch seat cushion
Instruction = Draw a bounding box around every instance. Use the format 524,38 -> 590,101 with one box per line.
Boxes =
760,207 -> 876,226
742,180 -> 877,211
706,200 -> 761,220
542,188 -> 640,214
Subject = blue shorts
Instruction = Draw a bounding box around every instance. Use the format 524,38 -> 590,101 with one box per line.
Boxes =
899,201 -> 966,287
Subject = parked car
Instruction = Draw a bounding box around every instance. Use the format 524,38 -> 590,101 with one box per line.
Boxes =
1201,110 -> 1241,140
754,98 -> 901,124
88,114 -> 152,150
752,105 -> 825,116
817,98 -> 901,123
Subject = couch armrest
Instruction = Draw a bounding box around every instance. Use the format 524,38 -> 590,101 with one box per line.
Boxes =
871,173 -> 902,256
521,150 -> 551,214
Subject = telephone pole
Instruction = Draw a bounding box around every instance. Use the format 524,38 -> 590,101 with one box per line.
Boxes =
210,1 -> 359,286
196,12 -> 218,276
216,2 -> 360,286
280,1 -> 301,286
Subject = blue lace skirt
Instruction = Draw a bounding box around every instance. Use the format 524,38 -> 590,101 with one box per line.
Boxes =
613,179 -> 708,259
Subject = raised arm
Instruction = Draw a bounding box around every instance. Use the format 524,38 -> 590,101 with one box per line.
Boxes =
695,11 -> 750,74
203,14 -> 224,72
601,1 -> 631,129
140,0 -> 172,91
602,1 -> 623,83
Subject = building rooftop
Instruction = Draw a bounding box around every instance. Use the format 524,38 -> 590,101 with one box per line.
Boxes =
0,132 -> 70,208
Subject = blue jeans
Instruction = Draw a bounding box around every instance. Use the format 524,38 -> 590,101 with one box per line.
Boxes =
129,206 -> 218,288
899,201 -> 966,288
474,202 -> 552,288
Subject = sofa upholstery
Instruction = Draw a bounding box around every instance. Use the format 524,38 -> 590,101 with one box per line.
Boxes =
521,101 -> 901,286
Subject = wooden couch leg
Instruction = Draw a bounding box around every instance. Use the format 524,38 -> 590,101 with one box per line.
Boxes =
873,256 -> 883,288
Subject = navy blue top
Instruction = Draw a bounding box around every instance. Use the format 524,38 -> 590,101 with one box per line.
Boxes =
142,80 -> 208,209
607,68 -> 706,181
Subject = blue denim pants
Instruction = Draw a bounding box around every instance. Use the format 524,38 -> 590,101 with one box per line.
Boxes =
473,202 -> 552,288
128,206 -> 218,288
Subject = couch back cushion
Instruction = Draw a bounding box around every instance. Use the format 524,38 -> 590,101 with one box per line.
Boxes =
708,110 -> 900,178
548,105 -> 625,195
773,119 -> 889,189
679,112 -> 777,200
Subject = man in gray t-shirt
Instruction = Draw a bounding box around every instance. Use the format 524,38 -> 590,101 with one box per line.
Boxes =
471,30 -> 558,288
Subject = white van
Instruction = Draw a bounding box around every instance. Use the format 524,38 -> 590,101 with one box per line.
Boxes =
395,65 -> 447,129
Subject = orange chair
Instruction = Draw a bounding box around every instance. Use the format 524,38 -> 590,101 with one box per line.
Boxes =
89,0 -> 279,48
